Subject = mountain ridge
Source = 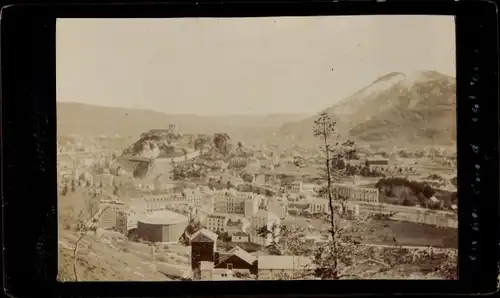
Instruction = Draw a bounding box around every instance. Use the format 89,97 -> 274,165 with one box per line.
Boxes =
56,102 -> 308,139
279,70 -> 456,146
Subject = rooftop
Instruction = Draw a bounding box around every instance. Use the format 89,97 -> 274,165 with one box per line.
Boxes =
190,228 -> 218,243
309,198 -> 329,205
257,255 -> 314,270
137,210 -> 188,225
233,248 -> 257,265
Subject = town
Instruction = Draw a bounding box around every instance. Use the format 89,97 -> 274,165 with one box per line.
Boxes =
58,122 -> 458,281
56,15 -> 458,282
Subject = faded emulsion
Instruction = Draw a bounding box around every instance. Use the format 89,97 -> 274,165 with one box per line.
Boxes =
1,1 -> 499,297
54,15 -> 461,283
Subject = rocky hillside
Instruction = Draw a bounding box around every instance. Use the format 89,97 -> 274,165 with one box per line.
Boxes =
122,130 -> 187,158
280,71 -> 456,145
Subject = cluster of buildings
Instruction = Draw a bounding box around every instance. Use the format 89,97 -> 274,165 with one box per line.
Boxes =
190,229 -> 315,281
199,189 -> 287,246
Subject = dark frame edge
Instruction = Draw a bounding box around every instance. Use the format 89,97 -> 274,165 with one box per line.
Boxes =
1,1 -> 499,297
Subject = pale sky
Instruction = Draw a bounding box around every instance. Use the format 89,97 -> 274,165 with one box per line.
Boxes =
56,16 -> 456,115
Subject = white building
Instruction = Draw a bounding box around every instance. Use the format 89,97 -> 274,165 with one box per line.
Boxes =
290,180 -> 303,193
200,261 -> 238,281
205,213 -> 229,233
183,188 -> 203,206
244,197 -> 259,218
231,232 -> 249,243
268,199 -> 288,219
212,190 -> 259,217
309,198 -> 330,214
168,123 -> 178,134
329,183 -> 379,203
142,193 -> 184,213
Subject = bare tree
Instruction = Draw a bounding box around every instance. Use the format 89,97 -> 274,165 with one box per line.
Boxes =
72,202 -> 109,281
314,112 -> 352,231
252,113 -> 458,280
256,112 -> 394,280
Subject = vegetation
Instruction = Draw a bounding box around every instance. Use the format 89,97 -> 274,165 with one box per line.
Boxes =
375,177 -> 446,208
213,133 -> 232,155
179,219 -> 202,245
254,111 -> 457,280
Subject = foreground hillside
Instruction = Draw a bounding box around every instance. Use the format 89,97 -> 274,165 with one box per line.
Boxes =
280,71 -> 456,145
58,229 -> 171,282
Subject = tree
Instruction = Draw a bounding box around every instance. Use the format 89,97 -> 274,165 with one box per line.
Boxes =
71,204 -> 110,281
288,111 -> 389,280
313,112 -> 355,237
213,133 -> 231,155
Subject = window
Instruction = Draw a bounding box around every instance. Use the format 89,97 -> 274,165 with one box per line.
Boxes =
227,263 -> 233,270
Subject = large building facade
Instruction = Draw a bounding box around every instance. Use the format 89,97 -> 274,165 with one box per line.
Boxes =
329,183 -> 380,203
210,190 -> 260,217
136,210 -> 188,243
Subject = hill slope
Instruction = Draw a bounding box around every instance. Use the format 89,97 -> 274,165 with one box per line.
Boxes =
280,71 -> 456,145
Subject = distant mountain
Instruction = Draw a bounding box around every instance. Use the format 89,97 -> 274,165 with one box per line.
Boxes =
56,102 -> 307,139
279,71 -> 456,146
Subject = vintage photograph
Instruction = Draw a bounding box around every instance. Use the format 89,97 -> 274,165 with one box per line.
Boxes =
57,16 -> 458,281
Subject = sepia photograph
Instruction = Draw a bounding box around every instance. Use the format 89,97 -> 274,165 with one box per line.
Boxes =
56,15 -> 458,282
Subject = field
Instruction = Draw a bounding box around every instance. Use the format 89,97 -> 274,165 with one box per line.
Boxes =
283,215 -> 457,248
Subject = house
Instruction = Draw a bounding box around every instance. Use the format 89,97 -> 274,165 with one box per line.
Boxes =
366,155 -> 389,166
214,246 -> 257,274
229,157 -> 248,168
200,261 -> 215,280
309,198 -> 329,214
98,199 -> 127,230
183,188 -> 203,206
192,237 -> 257,280
290,180 -> 303,193
366,156 -> 389,171
200,261 -> 238,281
257,255 -> 315,280
226,218 -> 250,235
190,229 -> 218,280
231,232 -> 249,243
